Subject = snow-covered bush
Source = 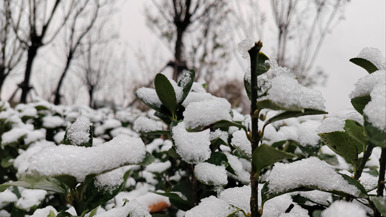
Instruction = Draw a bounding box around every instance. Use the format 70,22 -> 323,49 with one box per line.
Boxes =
0,45 -> 385,217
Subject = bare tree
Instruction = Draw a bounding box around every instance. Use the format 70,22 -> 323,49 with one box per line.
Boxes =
146,0 -> 232,81
0,0 -> 24,100
52,0 -> 105,105
232,0 -> 348,86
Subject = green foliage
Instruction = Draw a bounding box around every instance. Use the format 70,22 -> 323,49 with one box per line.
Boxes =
349,57 -> 379,73
155,73 -> 178,117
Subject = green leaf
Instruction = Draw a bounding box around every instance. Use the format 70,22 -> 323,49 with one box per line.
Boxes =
252,144 -> 296,176
261,173 -> 367,206
344,120 -> 367,151
1,156 -> 13,168
56,211 -> 73,217
212,120 -> 246,131
370,196 -> 386,216
206,152 -> 235,175
155,73 -> 177,114
364,116 -> 386,148
351,95 -> 371,115
138,130 -> 170,138
256,99 -> 287,111
255,52 -> 270,76
54,175 -> 78,189
350,58 -> 379,73
318,131 -> 363,168
48,210 -> 57,217
135,90 -> 162,112
178,70 -> 195,105
0,175 -> 65,193
138,152 -> 155,166
264,109 -> 327,126
244,77 -> 252,101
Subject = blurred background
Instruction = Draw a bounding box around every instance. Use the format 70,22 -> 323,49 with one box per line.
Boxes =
0,0 -> 385,113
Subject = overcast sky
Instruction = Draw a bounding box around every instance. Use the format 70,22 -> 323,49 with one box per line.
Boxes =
120,0 -> 385,113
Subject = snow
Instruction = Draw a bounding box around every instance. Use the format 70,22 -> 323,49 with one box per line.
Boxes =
136,87 -> 162,108
356,47 -> 386,70
231,130 -> 251,157
66,116 -> 91,146
42,115 -> 65,128
295,191 -> 332,206
321,201 -> 367,217
349,70 -> 385,99
168,78 -> 184,103
30,206 -> 57,217
0,210 -> 10,217
110,127 -> 139,138
54,131 -> 65,144
259,74 -> 326,111
237,38 -> 255,58
267,157 -> 360,197
172,122 -> 211,164
1,128 -> 29,144
94,200 -> 151,217
224,153 -> 250,184
183,97 -> 232,129
133,116 -> 165,133
317,117 -> 345,134
194,163 -> 228,186
0,189 -> 18,209
209,129 -> 229,142
363,82 -> 386,131
24,130 -> 45,144
185,196 -> 236,217
20,134 -> 146,182
219,186 -> 250,213
146,161 -> 171,173
94,167 -> 126,192
181,92 -> 214,107
262,194 -> 308,217
16,189 -> 47,211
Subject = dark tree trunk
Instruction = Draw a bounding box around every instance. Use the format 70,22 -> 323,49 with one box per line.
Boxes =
54,52 -> 73,105
173,28 -> 185,81
89,86 -> 94,108
0,68 -> 6,100
20,45 -> 39,103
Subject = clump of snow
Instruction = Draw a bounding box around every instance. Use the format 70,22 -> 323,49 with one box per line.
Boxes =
54,131 -> 66,144
185,196 -> 236,217
238,39 -> 255,58
172,122 -> 211,164
262,194 -> 308,217
21,134 -> 146,182
1,128 -> 29,144
321,200 -> 367,217
357,47 -> 386,70
16,189 -> 47,211
219,186 -> 250,213
30,206 -> 57,217
267,157 -> 360,196
146,161 -> 171,173
95,200 -> 151,217
210,129 -> 228,142
297,120 -> 321,146
231,130 -> 251,157
194,163 -> 228,186
110,127 -> 138,138
66,116 -> 91,146
133,116 -> 165,133
183,98 -> 232,129
363,82 -> 386,131
42,115 -> 64,128
24,130 -> 45,144
136,88 -> 162,108
95,167 -> 126,192
181,92 -> 214,107
349,70 -> 385,99
0,189 -> 18,209
295,191 -> 332,206
224,153 -> 250,184
259,74 -> 325,111
317,118 -> 345,134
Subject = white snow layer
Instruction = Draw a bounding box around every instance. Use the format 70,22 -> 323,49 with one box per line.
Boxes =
16,189 -> 47,211
66,116 -> 91,145
356,47 -> 386,70
262,194 -> 308,217
42,115 -> 64,128
183,97 -> 232,129
224,153 -> 250,184
94,200 -> 151,217
194,163 -> 228,186
231,130 -> 251,157
185,196 -> 236,217
136,88 -> 162,108
321,200 -> 367,217
237,38 -> 255,58
172,122 -> 211,164
133,116 -> 164,133
19,134 -> 146,182
30,206 -> 57,217
363,82 -> 386,131
317,117 -> 345,134
349,70 -> 385,99
219,186 -> 250,214
259,74 -> 325,111
0,189 -> 18,209
267,157 -> 360,197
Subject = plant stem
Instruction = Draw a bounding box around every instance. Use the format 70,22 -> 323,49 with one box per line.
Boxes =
354,143 -> 375,180
376,148 -> 386,197
249,41 -> 263,217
